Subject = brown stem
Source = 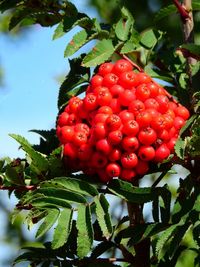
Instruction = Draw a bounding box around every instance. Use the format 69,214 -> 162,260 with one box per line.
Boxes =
0,185 -> 37,191
127,180 -> 150,267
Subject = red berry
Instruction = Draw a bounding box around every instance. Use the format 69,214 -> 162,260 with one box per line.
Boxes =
129,99 -> 145,115
59,126 -> 74,143
154,144 -> 170,162
57,112 -> 69,127
83,93 -> 98,111
138,127 -> 157,145
121,152 -> 138,169
113,59 -> 133,75
122,120 -> 139,136
96,138 -> 112,155
120,168 -> 136,181
138,146 -> 155,161
90,74 -> 103,88
98,62 -> 114,76
135,160 -> 149,175
135,84 -> 151,101
108,130 -> 123,145
92,152 -> 108,168
105,114 -> 122,131
122,136 -> 139,152
106,163 -> 121,177
102,73 -> 119,87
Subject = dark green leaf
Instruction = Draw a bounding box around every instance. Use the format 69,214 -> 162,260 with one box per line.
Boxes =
76,204 -> 94,258
0,0 -> 20,13
9,134 -> 49,175
31,196 -> 72,209
82,39 -> 115,67
115,223 -> 168,245
180,44 -> 200,57
193,223 -> 200,247
108,179 -> 161,203
36,208 -> 60,239
52,209 -> 73,249
91,241 -> 114,259
44,177 -> 98,197
37,187 -> 87,204
57,56 -> 90,110
179,115 -> 197,136
168,224 -> 190,258
156,224 -> 179,259
154,5 -> 176,23
94,194 -> 113,239
115,7 -> 134,41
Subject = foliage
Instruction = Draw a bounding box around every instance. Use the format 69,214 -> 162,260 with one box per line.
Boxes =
0,0 -> 200,267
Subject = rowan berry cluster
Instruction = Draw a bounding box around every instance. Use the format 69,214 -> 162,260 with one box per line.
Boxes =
56,59 -> 190,182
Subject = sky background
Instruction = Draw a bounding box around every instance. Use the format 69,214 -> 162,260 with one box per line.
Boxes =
0,0 -> 98,159
0,1 -> 98,265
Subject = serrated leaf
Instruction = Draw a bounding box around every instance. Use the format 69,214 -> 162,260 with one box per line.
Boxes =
174,138 -> 186,159
115,7 -> 134,41
9,134 -> 48,175
168,224 -> 190,258
57,56 -> 90,110
82,39 -> 115,67
64,30 -> 88,57
187,135 -> 200,157
193,223 -> 200,247
36,208 -> 60,239
31,196 -> 72,209
179,115 -> 197,136
91,241 -> 114,259
43,177 -> 98,197
154,5 -> 176,23
156,224 -> 178,259
94,194 -> 113,239
140,29 -> 158,49
144,65 -> 173,83
53,21 -> 66,40
108,179 -> 158,203
37,187 -> 87,204
77,204 -> 94,258
52,209 -> 73,249
115,223 -> 168,246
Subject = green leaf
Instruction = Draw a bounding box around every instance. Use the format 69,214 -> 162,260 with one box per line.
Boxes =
144,65 -> 173,83
57,56 -> 90,110
37,187 -> 87,204
94,194 -> 113,239
168,224 -> 190,258
156,224 -> 178,259
193,1 -> 200,10
115,223 -> 168,246
44,177 -> 98,197
180,44 -> 200,57
36,208 -> 60,239
154,5 -> 176,23
64,29 -> 88,57
52,21 -> 66,40
115,7 -> 134,41
193,223 -> 200,247
76,204 -> 94,258
108,179 -> 158,203
91,241 -> 114,259
9,134 -> 49,175
140,29 -> 158,49
82,39 -> 115,67
52,209 -> 73,249
120,30 -> 140,54
174,138 -> 186,159
0,0 -> 20,13
31,196 -> 72,209
179,115 -> 197,136
187,135 -> 200,157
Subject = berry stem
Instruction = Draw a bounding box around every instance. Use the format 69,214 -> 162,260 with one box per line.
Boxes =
116,51 -> 144,72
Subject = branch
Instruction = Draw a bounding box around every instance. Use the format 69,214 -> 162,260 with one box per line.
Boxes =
173,0 -> 190,22
0,185 -> 37,191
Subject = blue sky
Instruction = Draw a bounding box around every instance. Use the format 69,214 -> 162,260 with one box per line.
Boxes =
0,1 -> 98,266
0,0 -> 98,158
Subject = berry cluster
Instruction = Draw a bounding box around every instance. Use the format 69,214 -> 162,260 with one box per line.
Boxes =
56,59 -> 190,182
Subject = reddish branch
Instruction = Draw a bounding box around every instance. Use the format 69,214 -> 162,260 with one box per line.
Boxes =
173,0 -> 190,22
0,185 -> 37,191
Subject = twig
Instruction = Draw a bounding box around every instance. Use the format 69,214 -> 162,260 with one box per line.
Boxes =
173,0 -> 190,22
0,185 -> 37,191
115,51 -> 144,72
